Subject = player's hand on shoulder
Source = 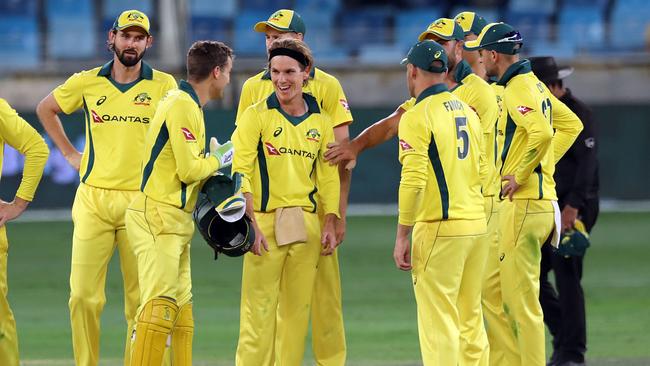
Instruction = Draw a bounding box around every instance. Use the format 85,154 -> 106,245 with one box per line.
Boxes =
324,140 -> 358,170
64,150 -> 82,171
209,137 -> 234,169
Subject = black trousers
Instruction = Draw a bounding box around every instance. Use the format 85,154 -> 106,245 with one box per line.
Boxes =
539,198 -> 599,363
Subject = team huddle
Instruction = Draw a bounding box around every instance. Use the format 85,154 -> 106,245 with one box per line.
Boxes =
0,7 -> 584,366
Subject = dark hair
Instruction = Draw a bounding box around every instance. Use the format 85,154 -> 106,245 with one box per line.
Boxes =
187,41 -> 234,81
267,38 -> 313,72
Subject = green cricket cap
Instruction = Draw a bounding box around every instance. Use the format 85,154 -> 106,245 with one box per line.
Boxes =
454,11 -> 488,36
463,22 -> 523,54
254,9 -> 306,35
401,40 -> 448,73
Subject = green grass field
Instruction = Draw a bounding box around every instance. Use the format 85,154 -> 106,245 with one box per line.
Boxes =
5,212 -> 650,365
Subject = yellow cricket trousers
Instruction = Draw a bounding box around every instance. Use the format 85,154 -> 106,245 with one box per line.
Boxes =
481,196 -> 519,366
499,199 -> 554,366
236,210 -> 321,366
70,183 -> 140,366
311,249 -> 346,366
411,219 -> 487,366
0,226 -> 19,366
126,193 -> 194,310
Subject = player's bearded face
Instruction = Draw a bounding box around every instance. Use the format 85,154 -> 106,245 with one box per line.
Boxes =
111,29 -> 149,67
270,56 -> 307,105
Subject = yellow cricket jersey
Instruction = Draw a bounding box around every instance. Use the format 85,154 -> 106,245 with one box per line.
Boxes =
399,61 -> 499,196
450,60 -> 500,196
398,83 -> 484,230
236,67 -> 353,128
53,61 -> 177,190
232,92 -> 340,216
496,60 -> 583,200
0,98 -> 49,201
140,80 -> 220,212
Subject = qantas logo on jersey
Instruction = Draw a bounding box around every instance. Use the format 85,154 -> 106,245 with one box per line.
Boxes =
265,142 -> 281,156
339,99 -> 350,112
399,139 -> 413,151
91,111 -> 150,124
181,128 -> 196,141
517,105 -> 535,115
91,110 -> 103,123
264,142 -> 315,159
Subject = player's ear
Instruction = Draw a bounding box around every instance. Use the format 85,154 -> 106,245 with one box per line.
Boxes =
107,30 -> 116,43
212,65 -> 221,80
146,35 -> 154,49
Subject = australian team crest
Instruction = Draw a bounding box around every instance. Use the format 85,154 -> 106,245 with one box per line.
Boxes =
306,128 -> 321,142
128,12 -> 144,22
133,92 -> 151,106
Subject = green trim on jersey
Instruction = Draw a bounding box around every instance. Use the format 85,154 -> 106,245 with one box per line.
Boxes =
500,114 -> 517,175
453,60 -> 473,88
81,97 -> 95,183
415,83 -> 448,105
179,80 -> 201,107
180,182 -> 187,209
497,59 -> 531,86
427,132 -> 450,219
97,60 -> 154,93
256,141 -> 270,212
535,164 -> 543,199
265,92 -> 321,126
141,122 -> 170,191
308,160 -> 318,213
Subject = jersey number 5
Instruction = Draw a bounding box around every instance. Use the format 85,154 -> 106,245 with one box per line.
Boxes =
455,116 -> 470,160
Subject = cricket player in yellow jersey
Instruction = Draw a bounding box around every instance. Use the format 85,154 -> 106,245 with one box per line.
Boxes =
36,10 -> 176,366
455,12 -> 489,80
233,38 -> 339,366
236,9 -> 352,366
465,23 -> 583,366
456,11 -> 520,366
328,18 -> 496,366
0,99 -> 48,366
126,40 -> 234,366
394,40 -> 486,366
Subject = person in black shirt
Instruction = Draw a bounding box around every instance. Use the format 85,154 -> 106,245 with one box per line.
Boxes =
530,56 -> 599,366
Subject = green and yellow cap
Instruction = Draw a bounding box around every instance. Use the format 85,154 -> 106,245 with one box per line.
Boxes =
112,10 -> 150,35
401,40 -> 448,73
254,9 -> 306,35
454,11 -> 488,36
418,18 -> 464,42
463,22 -> 523,54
